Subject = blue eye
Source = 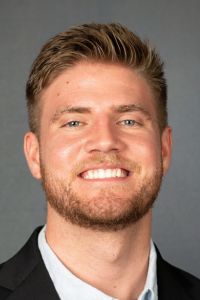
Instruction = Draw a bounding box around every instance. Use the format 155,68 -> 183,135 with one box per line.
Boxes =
66,120 -> 81,127
121,119 -> 137,126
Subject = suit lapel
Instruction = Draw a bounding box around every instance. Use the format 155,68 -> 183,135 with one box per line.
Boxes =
0,227 -> 60,300
6,260 -> 60,300
156,247 -> 190,300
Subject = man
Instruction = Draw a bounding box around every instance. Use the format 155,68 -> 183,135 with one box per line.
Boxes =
0,23 -> 199,300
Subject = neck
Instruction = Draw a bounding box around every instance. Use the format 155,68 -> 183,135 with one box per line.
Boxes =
45,205 -> 152,300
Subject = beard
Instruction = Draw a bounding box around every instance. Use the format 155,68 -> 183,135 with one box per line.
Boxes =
40,154 -> 163,232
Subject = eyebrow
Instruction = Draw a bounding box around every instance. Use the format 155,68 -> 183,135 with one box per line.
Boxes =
51,106 -> 92,123
51,103 -> 152,123
114,104 -> 151,117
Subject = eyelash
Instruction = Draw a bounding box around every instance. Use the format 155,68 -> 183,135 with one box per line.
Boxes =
65,120 -> 82,127
118,119 -> 138,126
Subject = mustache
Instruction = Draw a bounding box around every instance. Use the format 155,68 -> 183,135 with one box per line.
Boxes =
70,153 -> 141,179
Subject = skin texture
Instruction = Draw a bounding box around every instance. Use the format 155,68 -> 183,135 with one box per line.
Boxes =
24,62 -> 172,300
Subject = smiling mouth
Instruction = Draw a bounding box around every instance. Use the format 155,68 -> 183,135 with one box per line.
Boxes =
79,168 -> 129,180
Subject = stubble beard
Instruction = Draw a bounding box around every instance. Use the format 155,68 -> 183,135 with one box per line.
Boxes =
40,156 -> 163,232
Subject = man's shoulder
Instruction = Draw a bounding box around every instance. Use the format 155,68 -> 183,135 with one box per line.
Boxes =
0,261 -> 10,299
0,226 -> 42,278
167,259 -> 200,284
156,246 -> 200,299
164,258 -> 200,282
0,226 -> 58,300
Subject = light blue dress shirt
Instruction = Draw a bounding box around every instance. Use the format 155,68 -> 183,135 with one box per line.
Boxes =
38,226 -> 158,300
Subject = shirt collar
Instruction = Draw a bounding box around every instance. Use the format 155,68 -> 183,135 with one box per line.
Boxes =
138,240 -> 158,300
38,226 -> 157,300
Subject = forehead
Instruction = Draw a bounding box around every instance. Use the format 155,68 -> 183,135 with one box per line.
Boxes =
40,61 -> 156,116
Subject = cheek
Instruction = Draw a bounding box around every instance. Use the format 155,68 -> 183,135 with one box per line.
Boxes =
40,134 -> 82,174
130,135 -> 162,170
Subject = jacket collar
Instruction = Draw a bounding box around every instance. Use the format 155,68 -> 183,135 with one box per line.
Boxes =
0,226 -> 59,299
156,246 -> 192,300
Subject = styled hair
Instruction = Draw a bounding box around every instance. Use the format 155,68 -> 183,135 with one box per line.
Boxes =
26,23 -> 167,134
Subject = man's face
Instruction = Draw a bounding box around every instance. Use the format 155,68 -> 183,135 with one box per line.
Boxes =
25,62 -> 171,231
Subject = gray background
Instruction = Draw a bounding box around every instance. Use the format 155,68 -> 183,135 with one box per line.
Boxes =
0,0 -> 200,277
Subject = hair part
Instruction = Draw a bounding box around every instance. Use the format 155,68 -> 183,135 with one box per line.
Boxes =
26,23 -> 168,135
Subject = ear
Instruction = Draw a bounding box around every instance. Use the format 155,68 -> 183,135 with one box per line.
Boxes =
24,132 -> 41,180
161,126 -> 172,175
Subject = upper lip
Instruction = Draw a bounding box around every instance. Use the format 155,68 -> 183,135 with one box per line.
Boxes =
78,165 -> 130,175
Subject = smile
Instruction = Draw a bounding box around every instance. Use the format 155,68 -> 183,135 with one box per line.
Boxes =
80,168 -> 129,180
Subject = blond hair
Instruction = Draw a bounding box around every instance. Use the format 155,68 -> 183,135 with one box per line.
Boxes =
26,23 -> 167,134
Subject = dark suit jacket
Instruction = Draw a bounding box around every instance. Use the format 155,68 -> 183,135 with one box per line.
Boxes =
0,227 -> 200,299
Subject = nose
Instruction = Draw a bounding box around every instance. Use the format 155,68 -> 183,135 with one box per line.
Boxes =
83,119 -> 126,154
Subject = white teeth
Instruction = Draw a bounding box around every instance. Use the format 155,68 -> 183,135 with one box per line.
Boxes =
116,169 -> 121,177
99,169 -> 106,178
105,169 -> 112,178
82,168 -> 128,179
